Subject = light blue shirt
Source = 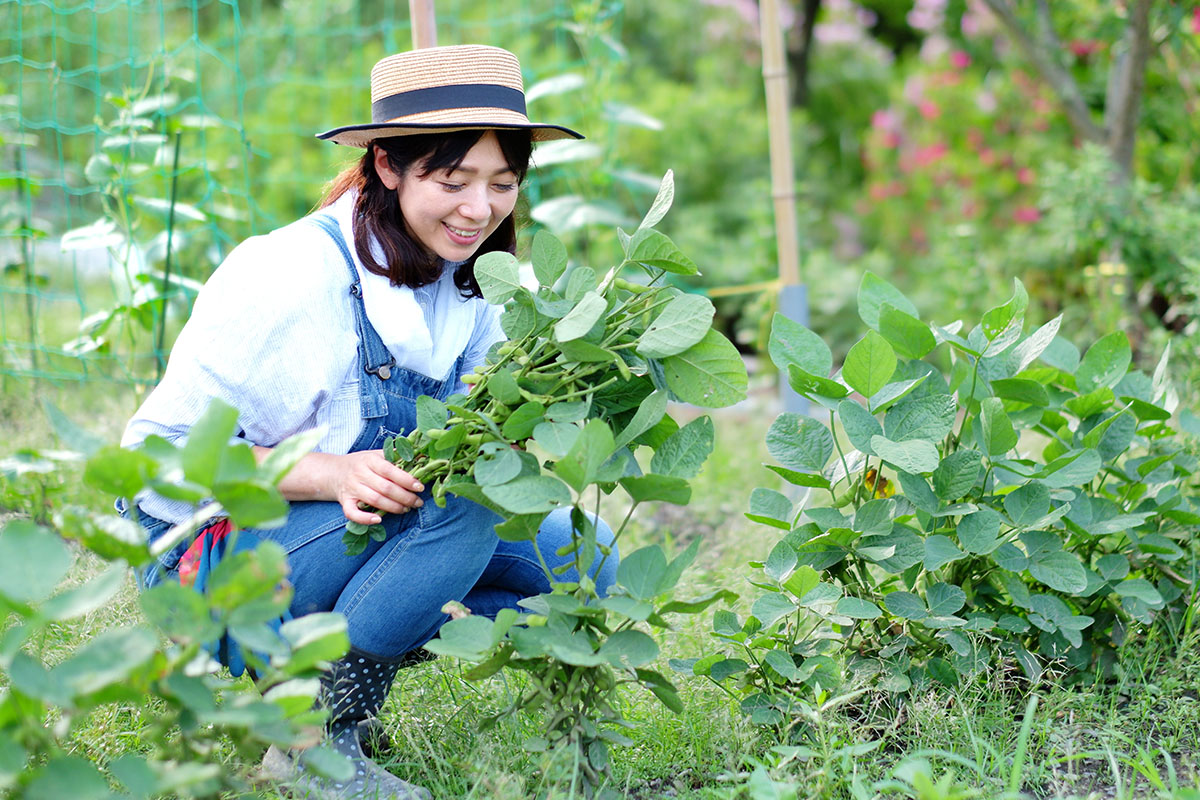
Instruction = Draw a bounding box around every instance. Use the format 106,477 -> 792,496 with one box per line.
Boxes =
123,191 -> 504,523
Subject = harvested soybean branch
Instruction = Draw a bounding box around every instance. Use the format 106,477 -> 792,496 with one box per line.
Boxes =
980,0 -> 1106,146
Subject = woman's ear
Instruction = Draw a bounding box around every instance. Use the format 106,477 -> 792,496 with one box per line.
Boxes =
372,144 -> 401,190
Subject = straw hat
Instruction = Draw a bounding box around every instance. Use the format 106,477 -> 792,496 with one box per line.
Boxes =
317,45 -> 583,147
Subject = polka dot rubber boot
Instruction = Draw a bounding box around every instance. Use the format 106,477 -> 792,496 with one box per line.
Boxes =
261,648 -> 431,800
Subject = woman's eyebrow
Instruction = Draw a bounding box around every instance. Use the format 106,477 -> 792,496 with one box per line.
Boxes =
448,165 -> 517,177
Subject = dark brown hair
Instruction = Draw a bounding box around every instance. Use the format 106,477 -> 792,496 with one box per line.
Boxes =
321,129 -> 533,297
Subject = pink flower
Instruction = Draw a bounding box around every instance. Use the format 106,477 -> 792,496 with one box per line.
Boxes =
871,109 -> 899,131
1068,39 -> 1102,58
1193,8 -> 1200,34
1016,166 -> 1035,185
914,142 -> 948,167
1013,206 -> 1041,224
950,50 -> 971,69
918,99 -> 941,120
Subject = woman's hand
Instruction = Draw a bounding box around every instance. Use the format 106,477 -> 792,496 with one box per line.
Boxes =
253,447 -> 424,525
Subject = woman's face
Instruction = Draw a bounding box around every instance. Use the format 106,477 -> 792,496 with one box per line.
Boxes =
375,131 -> 519,263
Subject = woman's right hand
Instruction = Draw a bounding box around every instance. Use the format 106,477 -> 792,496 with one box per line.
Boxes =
254,447 -> 424,525
327,450 -> 425,525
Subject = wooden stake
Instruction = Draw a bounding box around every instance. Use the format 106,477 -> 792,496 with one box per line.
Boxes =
409,0 -> 437,49
759,0 -> 801,287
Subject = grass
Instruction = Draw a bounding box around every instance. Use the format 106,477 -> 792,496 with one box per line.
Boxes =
2,376 -> 1200,799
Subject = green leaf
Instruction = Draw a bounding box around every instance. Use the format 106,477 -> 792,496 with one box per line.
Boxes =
182,399 -> 239,488
637,294 -> 715,358
764,464 -> 832,489
1076,331 -> 1131,393
1096,554 -> 1130,581
474,446 -> 525,486
762,649 -> 805,681
1004,482 -> 1049,527
768,313 -> 832,377
1029,551 -> 1088,594
564,265 -> 598,300
637,169 -> 675,230
747,488 -> 793,529
501,296 -> 538,339
475,251 -> 522,304
836,596 -> 882,619
782,565 -> 820,599
140,581 -> 223,643
417,395 -> 448,433
924,535 -> 966,570
839,399 -> 881,455
853,498 -> 894,537
600,630 -> 659,668
884,591 -> 927,620
0,520 -> 73,604
554,291 -> 608,342
957,507 -> 1002,554
618,545 -> 669,601
980,279 -> 1028,340
858,272 -> 919,330
213,480 -> 288,528
991,378 -> 1050,407
482,475 -> 572,514
932,450 -> 982,501
25,756 -> 111,800
661,329 -> 748,407
1012,314 -> 1064,372
493,513 -> 546,542
627,228 -> 698,274
53,626 -> 157,696
867,376 -> 929,414
788,364 -> 849,400
764,539 -> 798,580
976,398 -> 1018,456
879,303 -> 936,359
531,229 -> 568,287
555,419 -> 616,492
41,563 -> 127,621
280,612 -> 350,672
752,592 -> 798,627
1114,578 -> 1164,607
619,474 -> 692,505
1064,387 -> 1115,419
766,414 -> 833,472
843,331 -> 897,398
870,436 -> 939,474
650,415 -> 714,479
84,445 -> 157,498
501,401 -> 546,440
614,391 -> 667,449
884,395 -> 957,443
487,368 -> 524,406
1037,449 -> 1102,488
926,583 -> 966,616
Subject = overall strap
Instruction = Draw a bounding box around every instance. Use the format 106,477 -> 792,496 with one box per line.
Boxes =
308,213 -> 393,420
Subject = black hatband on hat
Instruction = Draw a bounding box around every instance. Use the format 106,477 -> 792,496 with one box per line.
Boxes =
371,84 -> 527,124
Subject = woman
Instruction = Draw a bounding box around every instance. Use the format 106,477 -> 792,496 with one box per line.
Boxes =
121,45 -> 617,800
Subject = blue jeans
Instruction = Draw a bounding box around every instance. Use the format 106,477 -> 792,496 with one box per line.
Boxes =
132,495 -> 617,660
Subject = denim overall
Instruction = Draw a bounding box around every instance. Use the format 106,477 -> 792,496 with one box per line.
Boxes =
128,212 -> 618,667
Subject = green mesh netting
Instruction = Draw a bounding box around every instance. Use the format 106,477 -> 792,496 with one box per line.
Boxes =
1,0 -> 591,386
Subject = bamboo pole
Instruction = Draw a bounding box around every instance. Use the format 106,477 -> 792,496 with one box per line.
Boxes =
759,0 -> 801,287
409,0 -> 437,49
759,0 -> 809,415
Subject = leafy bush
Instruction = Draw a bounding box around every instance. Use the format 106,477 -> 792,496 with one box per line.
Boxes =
679,272 -> 1199,726
0,409 -> 354,798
